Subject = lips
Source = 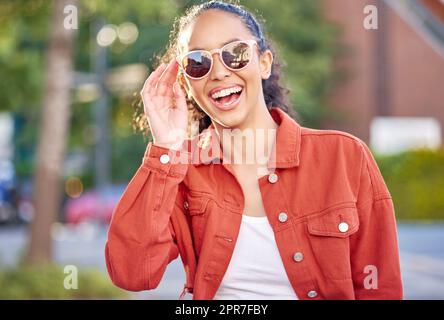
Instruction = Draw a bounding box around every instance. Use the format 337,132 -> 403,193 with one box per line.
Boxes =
208,85 -> 243,99
207,84 -> 244,112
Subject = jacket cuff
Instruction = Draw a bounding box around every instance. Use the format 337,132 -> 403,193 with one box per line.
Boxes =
142,142 -> 191,177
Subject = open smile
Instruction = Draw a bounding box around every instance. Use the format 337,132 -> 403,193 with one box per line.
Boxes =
208,85 -> 244,111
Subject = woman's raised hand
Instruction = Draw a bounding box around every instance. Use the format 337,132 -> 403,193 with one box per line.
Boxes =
140,60 -> 189,150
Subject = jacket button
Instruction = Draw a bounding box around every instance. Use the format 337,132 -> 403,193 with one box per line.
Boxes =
307,290 -> 318,298
293,252 -> 304,262
278,212 -> 288,222
338,222 -> 349,233
183,201 -> 189,210
160,154 -> 170,164
268,173 -> 278,184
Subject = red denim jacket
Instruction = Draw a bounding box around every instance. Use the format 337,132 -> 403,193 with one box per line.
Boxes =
105,107 -> 403,300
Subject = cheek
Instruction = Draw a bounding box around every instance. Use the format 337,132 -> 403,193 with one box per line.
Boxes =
187,81 -> 212,112
188,80 -> 205,99
242,69 -> 263,96
242,59 -> 264,89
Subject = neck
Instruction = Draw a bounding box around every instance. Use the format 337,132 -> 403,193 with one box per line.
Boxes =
214,102 -> 279,166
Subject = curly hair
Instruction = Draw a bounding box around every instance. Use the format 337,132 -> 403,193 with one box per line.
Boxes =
133,0 -> 296,137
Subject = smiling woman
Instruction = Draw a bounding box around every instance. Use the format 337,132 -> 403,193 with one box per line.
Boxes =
105,0 -> 403,300
174,8 -> 275,132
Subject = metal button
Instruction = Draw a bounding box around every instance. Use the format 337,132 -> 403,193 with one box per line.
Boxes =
160,154 -> 170,164
307,290 -> 318,298
293,252 -> 304,262
338,222 -> 349,233
278,212 -> 288,223
268,173 -> 278,184
183,201 -> 189,210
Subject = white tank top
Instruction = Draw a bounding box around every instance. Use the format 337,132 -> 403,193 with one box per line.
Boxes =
213,214 -> 299,300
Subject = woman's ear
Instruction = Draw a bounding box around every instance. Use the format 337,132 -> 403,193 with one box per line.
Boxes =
260,49 -> 273,80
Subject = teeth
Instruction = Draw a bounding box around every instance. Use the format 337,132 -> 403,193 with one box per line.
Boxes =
211,86 -> 242,99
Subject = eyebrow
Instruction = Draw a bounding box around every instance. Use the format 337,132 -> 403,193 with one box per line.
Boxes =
189,38 -> 241,51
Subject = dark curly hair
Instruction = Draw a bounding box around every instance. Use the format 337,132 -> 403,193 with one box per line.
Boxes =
133,0 -> 296,137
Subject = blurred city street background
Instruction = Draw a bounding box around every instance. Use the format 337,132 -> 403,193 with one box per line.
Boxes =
1,222 -> 444,299
1,0 -> 444,299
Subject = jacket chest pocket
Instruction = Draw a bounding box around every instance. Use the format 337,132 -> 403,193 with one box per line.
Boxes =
305,204 -> 360,280
185,192 -> 212,255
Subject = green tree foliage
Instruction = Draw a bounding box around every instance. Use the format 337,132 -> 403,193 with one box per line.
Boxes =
0,0 -> 49,112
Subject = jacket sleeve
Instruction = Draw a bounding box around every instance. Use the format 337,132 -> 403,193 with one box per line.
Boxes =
349,140 -> 403,299
105,142 -> 190,291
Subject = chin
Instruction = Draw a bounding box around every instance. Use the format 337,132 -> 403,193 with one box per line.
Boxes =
212,107 -> 250,129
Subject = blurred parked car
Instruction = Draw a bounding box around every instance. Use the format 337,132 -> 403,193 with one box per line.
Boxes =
0,180 -> 15,223
64,184 -> 126,225
0,160 -> 20,224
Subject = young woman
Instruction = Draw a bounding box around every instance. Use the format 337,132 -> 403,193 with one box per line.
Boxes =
105,1 -> 403,300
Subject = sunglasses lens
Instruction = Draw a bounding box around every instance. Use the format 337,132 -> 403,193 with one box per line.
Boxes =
222,41 -> 252,69
182,51 -> 212,78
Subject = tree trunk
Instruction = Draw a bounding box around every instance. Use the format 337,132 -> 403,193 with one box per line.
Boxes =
25,0 -> 77,265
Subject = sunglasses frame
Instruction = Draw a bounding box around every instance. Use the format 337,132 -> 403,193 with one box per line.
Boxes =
177,39 -> 258,80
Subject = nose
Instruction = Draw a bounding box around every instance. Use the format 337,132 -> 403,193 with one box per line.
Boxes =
209,52 -> 231,81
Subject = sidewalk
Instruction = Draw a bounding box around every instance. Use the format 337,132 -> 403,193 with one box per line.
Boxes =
0,222 -> 443,299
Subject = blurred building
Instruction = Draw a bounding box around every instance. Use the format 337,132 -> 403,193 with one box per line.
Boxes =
321,0 -> 444,151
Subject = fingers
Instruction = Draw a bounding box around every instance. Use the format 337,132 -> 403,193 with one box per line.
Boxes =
141,63 -> 167,97
173,82 -> 188,112
156,60 -> 179,96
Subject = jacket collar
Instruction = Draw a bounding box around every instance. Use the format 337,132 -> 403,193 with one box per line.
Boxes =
190,107 -> 302,168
